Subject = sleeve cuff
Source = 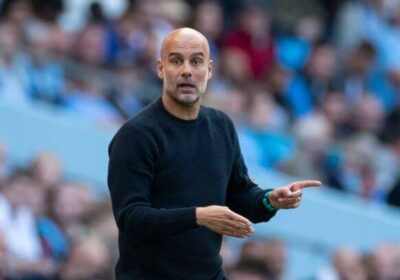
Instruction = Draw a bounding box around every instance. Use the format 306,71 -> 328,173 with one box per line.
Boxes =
262,189 -> 278,212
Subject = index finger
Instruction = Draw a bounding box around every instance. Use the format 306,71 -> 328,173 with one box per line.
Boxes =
290,180 -> 321,191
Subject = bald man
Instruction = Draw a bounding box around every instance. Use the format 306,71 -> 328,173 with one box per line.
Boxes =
108,28 -> 321,279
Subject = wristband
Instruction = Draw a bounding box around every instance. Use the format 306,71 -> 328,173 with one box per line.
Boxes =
262,190 -> 278,211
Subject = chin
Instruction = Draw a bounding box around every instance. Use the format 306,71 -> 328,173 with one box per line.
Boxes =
179,95 -> 199,103
174,94 -> 201,106
166,90 -> 202,106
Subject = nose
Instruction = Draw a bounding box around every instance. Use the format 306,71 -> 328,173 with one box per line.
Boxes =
181,60 -> 192,78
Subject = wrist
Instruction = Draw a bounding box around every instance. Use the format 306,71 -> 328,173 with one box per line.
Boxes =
195,207 -> 204,226
262,190 -> 278,211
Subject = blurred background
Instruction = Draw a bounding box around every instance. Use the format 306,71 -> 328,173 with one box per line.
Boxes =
1,0 -> 400,279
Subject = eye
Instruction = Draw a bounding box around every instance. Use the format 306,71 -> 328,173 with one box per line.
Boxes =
192,58 -> 203,66
170,58 -> 182,65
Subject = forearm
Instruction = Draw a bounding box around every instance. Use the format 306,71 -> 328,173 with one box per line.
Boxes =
226,187 -> 277,223
120,205 -> 198,238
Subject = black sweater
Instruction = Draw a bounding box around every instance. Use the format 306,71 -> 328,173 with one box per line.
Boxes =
107,98 -> 277,280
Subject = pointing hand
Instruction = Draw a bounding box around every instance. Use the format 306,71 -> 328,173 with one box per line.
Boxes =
268,180 -> 322,209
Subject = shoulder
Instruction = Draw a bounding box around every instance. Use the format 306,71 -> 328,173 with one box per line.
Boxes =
108,102 -> 159,154
202,106 -> 233,125
202,106 -> 237,135
118,99 -> 162,135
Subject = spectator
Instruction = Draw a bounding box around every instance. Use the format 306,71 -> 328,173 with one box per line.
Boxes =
319,90 -> 350,140
49,182 -> 95,241
217,47 -> 252,89
364,243 -> 400,280
264,64 -> 292,118
239,239 -> 286,280
0,23 -> 30,104
73,23 -> 108,67
350,94 -> 384,134
239,89 -> 294,169
284,113 -> 333,181
228,258 -> 271,280
63,78 -> 123,126
29,151 -> 63,190
277,15 -> 322,71
316,247 -> 367,280
85,200 -> 119,264
339,134 -> 385,201
0,173 -> 59,279
219,237 -> 236,272
192,1 -> 224,65
224,4 -> 275,80
23,22 -> 66,105
286,42 -> 337,117
60,235 -> 111,280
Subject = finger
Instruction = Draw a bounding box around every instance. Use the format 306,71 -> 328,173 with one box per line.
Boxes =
225,228 -> 253,238
279,202 -> 300,209
216,226 -> 244,238
278,204 -> 293,209
280,190 -> 302,199
275,188 -> 291,198
224,232 -> 247,238
222,220 -> 253,233
226,210 -> 252,227
278,197 -> 300,204
219,224 -> 252,238
290,180 -> 321,191
290,190 -> 303,198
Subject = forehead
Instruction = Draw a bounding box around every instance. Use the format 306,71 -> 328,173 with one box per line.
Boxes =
162,33 -> 209,58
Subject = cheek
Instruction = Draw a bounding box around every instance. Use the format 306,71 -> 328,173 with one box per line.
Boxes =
164,69 -> 178,83
194,69 -> 209,82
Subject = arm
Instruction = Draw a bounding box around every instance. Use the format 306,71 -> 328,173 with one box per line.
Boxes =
225,120 -> 277,223
107,125 -> 197,238
226,152 -> 277,223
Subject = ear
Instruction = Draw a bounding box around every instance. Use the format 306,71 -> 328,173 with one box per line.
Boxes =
207,59 -> 213,80
157,59 -> 164,79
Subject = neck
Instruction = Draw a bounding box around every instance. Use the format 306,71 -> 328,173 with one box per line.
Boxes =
161,94 -> 201,120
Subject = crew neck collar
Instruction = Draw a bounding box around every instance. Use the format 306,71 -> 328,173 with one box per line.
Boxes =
157,97 -> 204,126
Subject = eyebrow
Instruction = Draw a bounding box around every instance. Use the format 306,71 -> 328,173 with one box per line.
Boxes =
168,52 -> 183,58
168,52 -> 205,58
190,52 -> 205,58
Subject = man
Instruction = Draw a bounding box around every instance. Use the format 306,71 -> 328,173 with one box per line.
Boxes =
108,27 -> 321,279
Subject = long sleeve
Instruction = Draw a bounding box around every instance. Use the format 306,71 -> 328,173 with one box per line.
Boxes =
225,122 -> 277,223
107,125 -> 198,238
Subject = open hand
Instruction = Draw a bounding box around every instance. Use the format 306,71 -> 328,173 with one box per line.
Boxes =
196,206 -> 254,238
268,180 -> 321,209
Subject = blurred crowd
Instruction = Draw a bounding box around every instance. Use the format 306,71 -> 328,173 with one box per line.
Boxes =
1,0 -> 400,278
0,144 -> 117,279
1,146 -> 400,279
1,0 -> 400,206
222,238 -> 400,280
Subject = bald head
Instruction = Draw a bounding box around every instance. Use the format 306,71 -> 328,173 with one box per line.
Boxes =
157,27 -> 213,109
160,28 -> 210,61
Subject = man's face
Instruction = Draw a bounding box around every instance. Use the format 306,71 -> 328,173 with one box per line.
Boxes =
157,31 -> 212,106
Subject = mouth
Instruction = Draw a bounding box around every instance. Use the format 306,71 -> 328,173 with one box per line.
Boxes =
178,82 -> 195,88
177,83 -> 196,93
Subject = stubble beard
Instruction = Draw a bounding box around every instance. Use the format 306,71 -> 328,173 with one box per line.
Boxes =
166,87 -> 203,108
